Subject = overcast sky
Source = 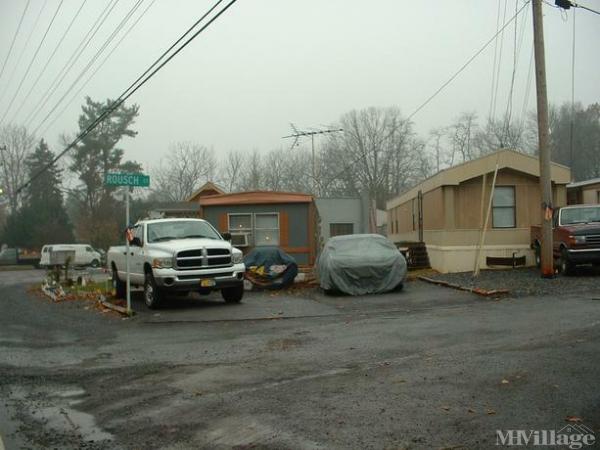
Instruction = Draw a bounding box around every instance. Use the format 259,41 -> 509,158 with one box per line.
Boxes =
0,0 -> 598,173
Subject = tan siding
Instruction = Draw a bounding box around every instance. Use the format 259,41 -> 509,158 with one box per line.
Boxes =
397,201 -> 414,233
422,187 -> 444,230
582,185 -> 600,204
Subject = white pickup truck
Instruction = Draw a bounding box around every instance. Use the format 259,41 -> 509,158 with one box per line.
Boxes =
107,218 -> 245,309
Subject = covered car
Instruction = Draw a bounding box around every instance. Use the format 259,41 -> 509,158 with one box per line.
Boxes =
317,234 -> 407,295
244,246 -> 299,289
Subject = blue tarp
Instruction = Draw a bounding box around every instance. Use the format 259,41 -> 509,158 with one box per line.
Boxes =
243,246 -> 299,289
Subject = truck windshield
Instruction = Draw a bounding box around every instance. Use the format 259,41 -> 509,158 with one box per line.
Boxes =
560,206 -> 600,225
147,221 -> 221,243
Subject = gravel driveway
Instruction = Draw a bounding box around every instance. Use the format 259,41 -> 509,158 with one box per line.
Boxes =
429,266 -> 600,298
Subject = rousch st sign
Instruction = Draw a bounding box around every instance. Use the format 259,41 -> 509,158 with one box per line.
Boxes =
105,172 -> 150,187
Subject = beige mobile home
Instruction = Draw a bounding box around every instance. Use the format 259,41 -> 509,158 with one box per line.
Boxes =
386,149 -> 571,273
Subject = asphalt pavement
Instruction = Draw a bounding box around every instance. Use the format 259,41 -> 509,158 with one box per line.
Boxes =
1,269 -> 599,449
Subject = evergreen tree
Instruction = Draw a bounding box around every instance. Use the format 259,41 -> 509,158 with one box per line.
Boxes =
69,97 -> 141,248
2,139 -> 74,248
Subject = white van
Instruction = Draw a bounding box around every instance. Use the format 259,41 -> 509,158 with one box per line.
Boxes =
40,244 -> 103,268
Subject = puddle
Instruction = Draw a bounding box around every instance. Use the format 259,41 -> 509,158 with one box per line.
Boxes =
35,405 -> 113,442
5,385 -> 114,445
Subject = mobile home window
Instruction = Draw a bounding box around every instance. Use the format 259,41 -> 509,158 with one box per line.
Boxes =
228,214 -> 253,244
492,186 -> 516,228
330,223 -> 354,237
255,213 -> 279,246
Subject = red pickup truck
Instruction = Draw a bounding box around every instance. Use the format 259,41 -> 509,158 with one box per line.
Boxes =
531,204 -> 600,274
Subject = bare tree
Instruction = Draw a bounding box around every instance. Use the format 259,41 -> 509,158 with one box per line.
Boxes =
152,142 -> 216,201
320,107 -> 423,207
220,151 -> 244,192
448,111 -> 477,164
239,150 -> 263,191
0,124 -> 35,211
473,114 -> 526,156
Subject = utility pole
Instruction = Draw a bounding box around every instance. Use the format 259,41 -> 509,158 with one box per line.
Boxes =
282,124 -> 343,194
532,0 -> 554,278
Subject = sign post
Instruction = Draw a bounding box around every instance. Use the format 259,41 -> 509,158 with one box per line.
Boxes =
105,172 -> 150,316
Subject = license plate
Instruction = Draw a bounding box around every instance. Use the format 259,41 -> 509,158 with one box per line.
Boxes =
200,279 -> 216,287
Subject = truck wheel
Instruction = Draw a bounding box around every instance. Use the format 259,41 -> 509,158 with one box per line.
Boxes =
112,268 -> 126,299
534,244 -> 541,268
144,272 -> 164,309
91,259 -> 100,268
559,248 -> 575,275
221,284 -> 244,303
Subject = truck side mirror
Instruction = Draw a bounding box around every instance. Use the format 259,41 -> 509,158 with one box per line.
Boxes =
222,232 -> 232,241
131,237 -> 143,247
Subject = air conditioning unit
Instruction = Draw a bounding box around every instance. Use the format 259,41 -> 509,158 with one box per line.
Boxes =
230,233 -> 249,247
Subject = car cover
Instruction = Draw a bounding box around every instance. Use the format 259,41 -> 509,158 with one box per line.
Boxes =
317,234 -> 407,295
243,246 -> 299,289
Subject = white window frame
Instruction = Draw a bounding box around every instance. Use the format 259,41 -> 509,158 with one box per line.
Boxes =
254,212 -> 280,246
228,213 -> 253,247
227,212 -> 281,247
492,186 -> 516,229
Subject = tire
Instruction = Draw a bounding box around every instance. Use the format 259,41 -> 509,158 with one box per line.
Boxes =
144,271 -> 164,309
91,259 -> 100,268
534,244 -> 541,269
559,248 -> 575,276
112,268 -> 126,299
221,284 -> 244,303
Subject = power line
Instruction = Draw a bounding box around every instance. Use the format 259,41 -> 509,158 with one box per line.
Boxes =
491,0 -> 509,121
31,0 -> 146,136
575,3 -> 600,15
22,0 -> 119,129
0,0 -> 31,84
10,0 -> 89,124
0,0 -> 65,126
501,0 -> 519,144
17,0 -> 239,194
406,1 -> 529,122
38,0 -> 160,137
325,1 -> 530,188
487,0 -> 503,121
0,0 -> 48,107
569,8 -> 576,167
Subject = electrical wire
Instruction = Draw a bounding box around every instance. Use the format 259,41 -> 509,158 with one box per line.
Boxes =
501,0 -> 519,145
518,42 -> 534,133
0,0 -> 31,83
17,0 -> 239,194
0,0 -> 48,107
569,8 -> 576,166
10,0 -> 88,124
406,1 -> 530,122
488,0 -> 503,120
22,0 -> 119,129
573,2 -> 600,15
324,1 -> 530,187
491,0 -> 509,121
31,0 -> 146,136
39,0 -> 160,137
0,0 -> 65,126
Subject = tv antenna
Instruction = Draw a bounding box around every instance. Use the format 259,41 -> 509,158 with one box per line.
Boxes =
282,124 -> 343,193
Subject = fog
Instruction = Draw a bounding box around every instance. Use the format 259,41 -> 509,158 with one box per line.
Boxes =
0,0 -> 598,170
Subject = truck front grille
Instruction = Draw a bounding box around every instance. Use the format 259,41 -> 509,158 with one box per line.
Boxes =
585,235 -> 600,245
176,248 -> 232,269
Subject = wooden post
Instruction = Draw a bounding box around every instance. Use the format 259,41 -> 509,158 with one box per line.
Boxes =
474,163 -> 499,277
532,0 -> 555,278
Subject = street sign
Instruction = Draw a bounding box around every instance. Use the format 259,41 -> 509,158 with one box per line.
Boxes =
105,172 -> 150,187
104,172 -> 149,316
